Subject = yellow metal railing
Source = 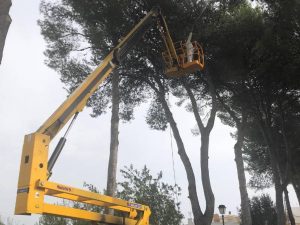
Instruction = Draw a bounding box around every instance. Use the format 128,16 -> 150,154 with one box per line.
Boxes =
162,41 -> 204,70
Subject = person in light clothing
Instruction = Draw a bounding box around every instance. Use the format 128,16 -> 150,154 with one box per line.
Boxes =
186,32 -> 194,62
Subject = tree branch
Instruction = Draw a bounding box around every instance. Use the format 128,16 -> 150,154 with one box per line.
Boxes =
60,32 -> 88,39
206,76 -> 217,132
73,46 -> 92,52
215,90 -> 241,128
183,82 -> 205,132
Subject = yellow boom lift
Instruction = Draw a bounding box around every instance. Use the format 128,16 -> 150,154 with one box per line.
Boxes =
15,7 -> 204,224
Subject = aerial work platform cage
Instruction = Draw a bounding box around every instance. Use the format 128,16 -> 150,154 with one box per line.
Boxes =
162,41 -> 204,78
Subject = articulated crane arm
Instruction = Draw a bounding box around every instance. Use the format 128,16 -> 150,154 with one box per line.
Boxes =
15,7 -> 179,225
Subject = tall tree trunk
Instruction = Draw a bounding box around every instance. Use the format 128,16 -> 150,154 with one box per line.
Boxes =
156,91 -> 204,225
269,139 -> 287,225
215,90 -> 252,225
274,178 -> 285,225
234,128 -> 252,225
146,77 -> 215,225
261,129 -> 286,225
279,108 -> 300,206
183,79 -> 216,225
0,0 -> 12,64
106,72 -> 120,214
271,156 -> 286,225
200,132 -> 215,225
256,114 -> 286,225
284,188 -> 295,225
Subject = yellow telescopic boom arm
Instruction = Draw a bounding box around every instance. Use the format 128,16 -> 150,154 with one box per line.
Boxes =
37,8 -> 165,140
15,7 -> 179,225
37,7 -> 178,141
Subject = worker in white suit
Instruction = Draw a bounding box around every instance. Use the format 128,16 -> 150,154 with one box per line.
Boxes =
186,32 -> 194,62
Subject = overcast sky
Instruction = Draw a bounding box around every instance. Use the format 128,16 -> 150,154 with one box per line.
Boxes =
0,1 -> 298,225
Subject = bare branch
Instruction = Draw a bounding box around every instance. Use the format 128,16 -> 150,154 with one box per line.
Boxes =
73,46 -> 92,52
183,82 -> 205,132
215,90 -> 241,128
206,76 -> 217,132
60,32 -> 88,39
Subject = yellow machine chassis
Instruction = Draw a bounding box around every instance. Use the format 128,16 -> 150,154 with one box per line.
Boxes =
15,133 -> 150,224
